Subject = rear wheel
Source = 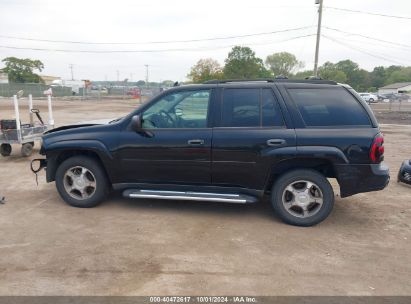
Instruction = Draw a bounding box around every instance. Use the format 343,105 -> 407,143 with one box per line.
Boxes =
369,98 -> 374,103
0,144 -> 12,157
55,156 -> 109,208
271,169 -> 334,226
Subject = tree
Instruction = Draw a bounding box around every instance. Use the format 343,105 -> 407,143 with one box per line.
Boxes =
332,59 -> 369,90
187,58 -> 223,83
287,58 -> 411,91
318,62 -> 347,83
370,66 -> 387,88
161,80 -> 175,87
223,46 -> 271,79
292,70 -> 314,79
265,52 -> 303,77
386,67 -> 411,84
352,69 -> 370,91
1,57 -> 44,83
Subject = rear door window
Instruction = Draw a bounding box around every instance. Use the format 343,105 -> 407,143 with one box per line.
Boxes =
287,87 -> 371,127
221,88 -> 285,127
222,88 -> 260,127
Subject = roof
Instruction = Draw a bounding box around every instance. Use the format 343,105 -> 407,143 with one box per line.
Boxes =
379,82 -> 411,89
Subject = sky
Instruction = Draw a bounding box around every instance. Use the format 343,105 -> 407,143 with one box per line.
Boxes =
0,0 -> 410,82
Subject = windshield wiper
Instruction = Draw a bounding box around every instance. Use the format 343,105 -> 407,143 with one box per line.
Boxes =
109,117 -> 123,124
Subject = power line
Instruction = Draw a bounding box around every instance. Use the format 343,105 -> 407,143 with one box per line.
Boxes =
0,26 -> 313,45
324,34 -> 410,64
0,34 -> 316,53
324,6 -> 411,20
324,26 -> 411,48
329,33 -> 410,55
322,35 -> 408,65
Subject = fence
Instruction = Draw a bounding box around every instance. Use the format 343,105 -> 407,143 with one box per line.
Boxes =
369,99 -> 411,113
0,83 -> 165,100
0,83 -> 71,97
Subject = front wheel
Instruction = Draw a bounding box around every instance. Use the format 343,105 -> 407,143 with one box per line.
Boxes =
55,156 -> 109,208
271,169 -> 334,226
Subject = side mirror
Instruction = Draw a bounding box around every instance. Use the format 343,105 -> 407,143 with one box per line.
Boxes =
131,115 -> 142,131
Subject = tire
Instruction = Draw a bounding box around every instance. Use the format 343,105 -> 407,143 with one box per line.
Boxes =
21,143 -> 34,157
55,156 -> 109,208
0,144 -> 12,157
271,169 -> 334,227
369,98 -> 374,103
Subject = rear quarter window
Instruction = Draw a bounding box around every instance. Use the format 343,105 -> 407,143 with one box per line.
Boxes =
287,87 -> 371,127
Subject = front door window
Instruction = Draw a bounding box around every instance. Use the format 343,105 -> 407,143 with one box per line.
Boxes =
142,90 -> 210,129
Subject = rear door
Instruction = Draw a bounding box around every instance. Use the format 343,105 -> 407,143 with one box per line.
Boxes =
211,85 -> 296,190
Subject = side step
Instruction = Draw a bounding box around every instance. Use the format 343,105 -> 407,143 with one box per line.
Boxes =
123,189 -> 258,204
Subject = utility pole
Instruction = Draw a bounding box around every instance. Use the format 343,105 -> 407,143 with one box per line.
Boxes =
116,70 -> 119,82
69,64 -> 74,80
144,64 -> 149,87
314,0 -> 323,76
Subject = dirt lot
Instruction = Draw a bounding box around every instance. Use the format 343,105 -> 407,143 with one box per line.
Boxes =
0,98 -> 410,296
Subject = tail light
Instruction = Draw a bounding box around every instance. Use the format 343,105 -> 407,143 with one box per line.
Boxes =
370,133 -> 384,163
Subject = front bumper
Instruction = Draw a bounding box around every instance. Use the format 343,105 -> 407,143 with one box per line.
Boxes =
335,162 -> 390,197
398,160 -> 411,185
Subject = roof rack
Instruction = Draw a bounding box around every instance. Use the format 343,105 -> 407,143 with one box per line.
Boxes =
203,78 -> 337,85
204,78 -> 275,84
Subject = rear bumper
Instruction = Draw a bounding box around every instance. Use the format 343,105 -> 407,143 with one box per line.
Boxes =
335,162 -> 390,198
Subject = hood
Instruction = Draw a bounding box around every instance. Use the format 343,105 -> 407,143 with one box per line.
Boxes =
73,118 -> 116,125
44,118 -> 116,134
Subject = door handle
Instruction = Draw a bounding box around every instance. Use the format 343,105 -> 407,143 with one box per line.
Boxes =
266,139 -> 286,146
188,139 -> 205,145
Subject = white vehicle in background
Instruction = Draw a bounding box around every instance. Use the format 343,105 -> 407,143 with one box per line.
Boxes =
51,79 -> 84,95
358,92 -> 378,103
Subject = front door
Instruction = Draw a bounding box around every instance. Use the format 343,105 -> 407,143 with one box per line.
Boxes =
118,89 -> 213,185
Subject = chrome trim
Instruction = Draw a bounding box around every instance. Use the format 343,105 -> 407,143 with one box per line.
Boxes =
128,193 -> 247,203
140,189 -> 240,197
187,192 -> 240,197
140,189 -> 186,195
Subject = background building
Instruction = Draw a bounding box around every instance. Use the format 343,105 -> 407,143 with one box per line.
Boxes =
378,82 -> 411,94
40,75 -> 61,85
0,72 -> 8,83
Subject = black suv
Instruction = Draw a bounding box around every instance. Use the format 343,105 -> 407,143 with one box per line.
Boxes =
34,79 -> 389,226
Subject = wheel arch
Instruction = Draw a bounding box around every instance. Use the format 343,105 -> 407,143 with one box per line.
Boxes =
46,147 -> 112,184
264,157 -> 338,193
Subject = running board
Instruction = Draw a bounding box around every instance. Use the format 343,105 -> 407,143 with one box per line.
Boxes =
123,189 -> 257,204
